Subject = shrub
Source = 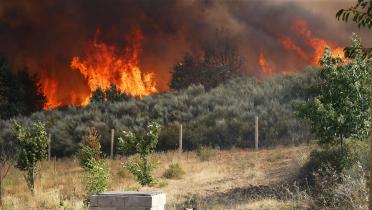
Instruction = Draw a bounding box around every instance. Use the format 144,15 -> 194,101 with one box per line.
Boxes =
162,163 -> 185,179
119,122 -> 161,186
1,69 -> 317,157
125,155 -> 157,186
196,146 -> 218,161
299,139 -> 368,186
84,159 -> 109,205
77,128 -> 102,169
13,121 -> 48,194
117,168 -> 132,179
310,162 -> 367,209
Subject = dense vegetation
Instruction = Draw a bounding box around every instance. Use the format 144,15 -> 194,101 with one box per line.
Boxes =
0,56 -> 45,119
170,29 -> 243,90
0,68 -> 317,157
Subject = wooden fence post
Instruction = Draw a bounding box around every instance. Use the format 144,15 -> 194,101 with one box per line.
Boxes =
179,124 -> 183,152
110,129 -> 115,160
255,116 -> 259,150
53,156 -> 56,173
48,133 -> 51,161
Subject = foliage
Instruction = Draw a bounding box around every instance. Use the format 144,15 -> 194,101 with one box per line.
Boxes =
83,159 -> 109,205
170,54 -> 234,91
298,35 -> 371,147
118,122 -> 161,186
124,155 -> 157,186
299,139 -> 368,186
162,163 -> 185,179
13,121 -> 48,194
77,128 -> 102,170
0,56 -> 46,120
196,146 -> 218,161
90,85 -> 131,104
337,0 -> 372,28
170,29 -> 242,91
310,163 -> 368,209
0,68 -> 317,157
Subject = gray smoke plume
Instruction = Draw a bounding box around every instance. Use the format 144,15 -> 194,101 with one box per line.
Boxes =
0,0 -> 370,105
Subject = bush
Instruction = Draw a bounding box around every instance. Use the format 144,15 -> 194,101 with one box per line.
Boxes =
309,162 -> 368,209
119,122 -> 161,186
196,146 -> 218,161
77,128 -> 102,169
117,168 -> 132,179
1,69 -> 317,156
162,163 -> 185,179
13,121 -> 48,194
299,139 -> 368,185
84,159 -> 109,205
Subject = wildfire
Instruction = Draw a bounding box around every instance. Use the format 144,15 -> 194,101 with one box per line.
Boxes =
290,19 -> 345,63
70,27 -> 157,102
258,51 -> 274,75
260,18 -> 345,75
41,75 -> 61,109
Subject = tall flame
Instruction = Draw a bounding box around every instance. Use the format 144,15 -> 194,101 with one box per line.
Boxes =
70,27 -> 157,103
290,19 -> 345,63
258,51 -> 274,75
259,18 -> 345,75
41,74 -> 61,109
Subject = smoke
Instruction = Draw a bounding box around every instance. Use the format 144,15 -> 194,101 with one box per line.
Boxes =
0,0 -> 370,106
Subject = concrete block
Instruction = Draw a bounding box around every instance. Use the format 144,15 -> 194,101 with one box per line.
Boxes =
90,207 -> 117,210
98,195 -> 125,207
90,192 -> 166,210
90,195 -> 99,207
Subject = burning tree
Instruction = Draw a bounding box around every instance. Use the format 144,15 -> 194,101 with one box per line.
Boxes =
0,56 -> 46,119
170,29 -> 243,91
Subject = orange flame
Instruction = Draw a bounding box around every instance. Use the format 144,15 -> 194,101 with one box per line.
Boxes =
292,19 -> 345,63
280,35 -> 310,61
258,51 -> 274,75
70,27 -> 157,102
41,76 -> 61,109
260,18 -> 345,75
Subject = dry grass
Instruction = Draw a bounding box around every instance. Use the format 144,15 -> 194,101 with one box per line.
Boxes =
2,146 -> 312,210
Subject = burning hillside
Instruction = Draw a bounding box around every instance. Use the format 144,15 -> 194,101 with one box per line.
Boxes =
259,18 -> 346,75
0,0 -> 370,108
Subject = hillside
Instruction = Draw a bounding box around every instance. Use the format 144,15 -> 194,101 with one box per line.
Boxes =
0,69 -> 318,157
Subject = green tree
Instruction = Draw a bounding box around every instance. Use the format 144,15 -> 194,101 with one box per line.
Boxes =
77,128 -> 109,205
117,122 -> 161,186
13,121 -> 48,194
89,85 -> 130,104
83,159 -> 109,205
77,128 -> 102,170
298,35 -> 371,148
337,0 -> 372,28
337,3 -> 372,208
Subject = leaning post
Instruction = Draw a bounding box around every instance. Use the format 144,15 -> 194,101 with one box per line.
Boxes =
179,124 -> 183,152
110,129 -> 115,160
255,116 -> 259,150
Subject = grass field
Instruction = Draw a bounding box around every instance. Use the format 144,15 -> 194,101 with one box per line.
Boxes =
3,146 -> 312,210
